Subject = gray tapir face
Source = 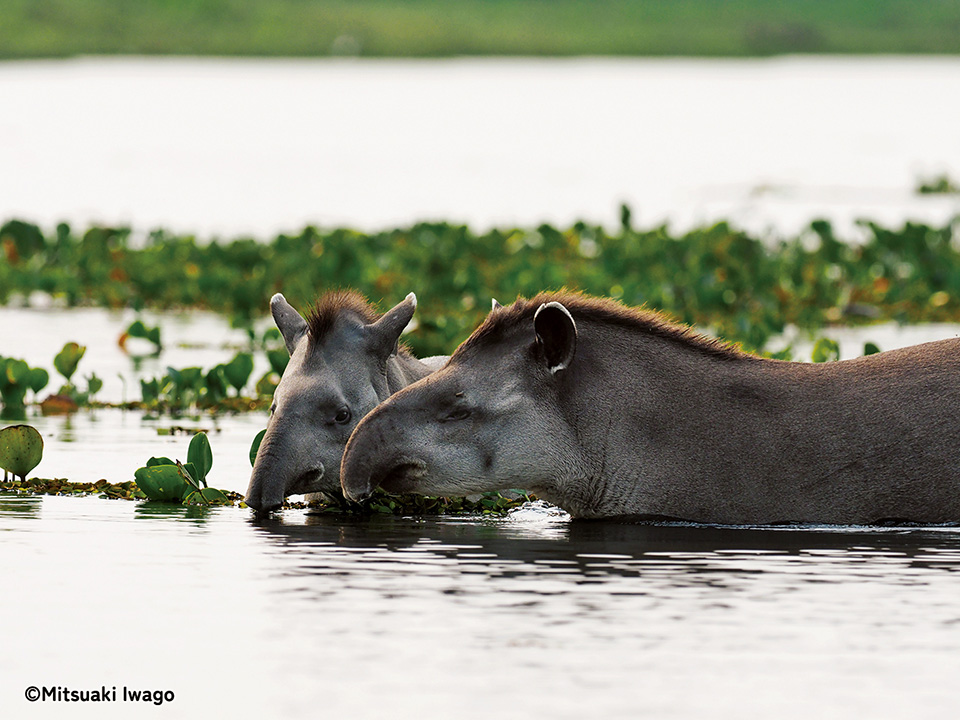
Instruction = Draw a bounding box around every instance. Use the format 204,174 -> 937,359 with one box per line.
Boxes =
245,292 -> 417,512
341,302 -> 581,502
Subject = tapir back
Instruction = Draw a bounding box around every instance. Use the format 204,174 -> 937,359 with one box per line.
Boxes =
591,336 -> 960,524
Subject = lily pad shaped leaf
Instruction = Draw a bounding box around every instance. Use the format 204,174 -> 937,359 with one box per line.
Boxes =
134,464 -> 189,502
0,424 -> 43,480
54,342 -> 86,382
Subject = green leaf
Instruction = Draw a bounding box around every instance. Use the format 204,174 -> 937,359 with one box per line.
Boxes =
187,432 -> 213,486
6,359 -> 29,385
811,337 -> 840,363
223,352 -> 254,394
54,342 -> 86,382
177,461 -> 201,495
863,342 -> 881,356
0,425 -> 43,480
184,487 -> 233,506
86,372 -> 103,397
28,367 -> 49,394
249,428 -> 266,467
134,464 -> 189,502
146,456 -> 175,467
127,320 -> 149,339
266,349 -> 289,376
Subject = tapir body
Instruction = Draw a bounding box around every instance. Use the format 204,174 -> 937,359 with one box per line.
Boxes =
245,290 -> 446,512
341,292 -> 960,524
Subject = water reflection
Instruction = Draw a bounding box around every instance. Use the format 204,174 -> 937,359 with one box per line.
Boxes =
0,491 -> 43,519
247,510 -> 960,588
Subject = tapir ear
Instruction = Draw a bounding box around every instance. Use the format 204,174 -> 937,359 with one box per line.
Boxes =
491,298 -> 503,312
534,302 -> 577,374
367,292 -> 417,359
271,293 -> 308,355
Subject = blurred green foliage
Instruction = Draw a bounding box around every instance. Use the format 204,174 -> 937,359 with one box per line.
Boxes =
2,1 -> 959,58
4,216 -> 960,357
0,357 -> 48,417
138,352 -> 260,413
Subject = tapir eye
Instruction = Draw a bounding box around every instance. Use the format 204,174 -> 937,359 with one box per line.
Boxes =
334,407 -> 352,425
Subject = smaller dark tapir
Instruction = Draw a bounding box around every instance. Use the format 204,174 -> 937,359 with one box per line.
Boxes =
245,290 -> 446,512
341,291 -> 960,525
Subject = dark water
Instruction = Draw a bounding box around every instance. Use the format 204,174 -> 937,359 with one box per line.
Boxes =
3,493 -> 960,719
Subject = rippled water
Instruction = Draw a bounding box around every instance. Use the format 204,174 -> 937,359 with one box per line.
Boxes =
3,494 -> 960,719
5,306 -> 960,717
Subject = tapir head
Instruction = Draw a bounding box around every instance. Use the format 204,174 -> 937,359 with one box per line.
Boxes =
245,291 -> 418,512
340,300 -> 582,504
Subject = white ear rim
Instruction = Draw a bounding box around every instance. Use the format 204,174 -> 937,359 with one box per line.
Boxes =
534,301 -> 577,374
491,298 -> 503,311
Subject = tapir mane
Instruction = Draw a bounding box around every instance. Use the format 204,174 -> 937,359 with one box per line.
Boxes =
455,290 -> 747,361
305,290 -> 381,346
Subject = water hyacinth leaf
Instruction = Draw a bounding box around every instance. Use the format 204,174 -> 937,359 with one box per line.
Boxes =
140,378 -> 160,404
267,348 -> 288,376
184,487 -> 232,506
126,320 -> 162,347
86,372 -> 103,397
255,371 -> 278,398
177,460 -> 201,494
0,424 -> 43,480
54,342 -> 86,382
28,367 -> 49,394
224,352 -> 254,394
127,320 -> 149,339
134,464 -> 189,502
146,456 -> 175,467
205,365 -> 228,400
187,432 -> 213,486
811,337 -> 840,363
249,428 -> 266,467
5,358 -> 29,385
863,342 -> 881,356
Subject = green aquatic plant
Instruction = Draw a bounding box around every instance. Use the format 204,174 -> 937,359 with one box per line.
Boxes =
0,357 -> 49,417
223,352 -> 254,396
0,424 -> 43,482
138,356 -> 268,413
0,476 -> 149,500
811,337 -> 840,363
53,342 -> 85,383
249,428 -> 266,466
121,319 -> 162,352
5,216 -> 960,356
132,432 -> 231,505
916,174 -> 960,195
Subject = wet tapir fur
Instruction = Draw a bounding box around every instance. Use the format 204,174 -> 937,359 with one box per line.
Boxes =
245,290 -> 446,512
341,291 -> 960,524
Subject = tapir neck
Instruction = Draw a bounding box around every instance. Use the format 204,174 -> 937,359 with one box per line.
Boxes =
386,352 -> 436,394
550,325 -> 960,524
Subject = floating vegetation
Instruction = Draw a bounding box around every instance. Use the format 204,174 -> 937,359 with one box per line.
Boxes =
0,424 -> 43,481
138,353 -> 263,413
3,216 -> 960,357
916,174 -> 960,195
1,477 -> 150,500
0,357 -> 48,418
285,489 -> 537,517
133,431 -> 233,505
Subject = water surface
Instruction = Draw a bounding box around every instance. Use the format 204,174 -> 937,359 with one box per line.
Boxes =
1,56 -> 958,237
3,495 -> 960,719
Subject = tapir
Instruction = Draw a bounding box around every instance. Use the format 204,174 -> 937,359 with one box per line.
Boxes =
244,290 -> 446,512
341,291 -> 960,525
